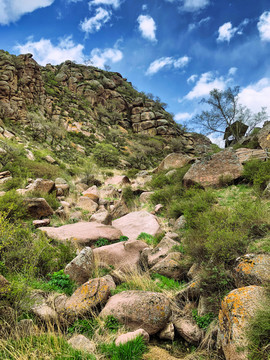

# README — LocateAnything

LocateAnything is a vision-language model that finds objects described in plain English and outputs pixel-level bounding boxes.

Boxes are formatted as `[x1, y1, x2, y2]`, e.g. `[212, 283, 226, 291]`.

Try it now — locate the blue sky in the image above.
[1, 0, 270, 142]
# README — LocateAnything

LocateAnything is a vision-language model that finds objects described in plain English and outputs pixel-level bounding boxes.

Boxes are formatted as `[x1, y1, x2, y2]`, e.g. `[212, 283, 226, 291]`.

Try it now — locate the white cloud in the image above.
[0, 0, 54, 25]
[258, 11, 270, 42]
[187, 74, 198, 84]
[180, 0, 210, 12]
[217, 22, 238, 43]
[88, 0, 122, 8]
[137, 15, 157, 42]
[208, 133, 225, 148]
[14, 36, 85, 65]
[184, 71, 227, 100]
[146, 56, 190, 75]
[228, 67, 237, 76]
[188, 16, 211, 31]
[142, 4, 148, 11]
[89, 47, 123, 68]
[80, 7, 111, 34]
[174, 112, 193, 121]
[239, 78, 270, 115]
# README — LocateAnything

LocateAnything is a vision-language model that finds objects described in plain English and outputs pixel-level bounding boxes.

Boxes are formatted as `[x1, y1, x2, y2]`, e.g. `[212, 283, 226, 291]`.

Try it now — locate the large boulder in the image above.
[65, 276, 115, 317]
[77, 196, 98, 213]
[218, 285, 266, 360]
[235, 148, 267, 164]
[100, 291, 171, 335]
[93, 240, 148, 272]
[24, 198, 54, 219]
[90, 208, 112, 225]
[183, 149, 243, 187]
[155, 153, 194, 172]
[39, 222, 122, 246]
[26, 178, 55, 194]
[105, 175, 130, 186]
[257, 121, 270, 150]
[233, 254, 270, 287]
[149, 252, 185, 280]
[110, 199, 129, 219]
[112, 211, 161, 241]
[82, 185, 99, 203]
[173, 317, 203, 345]
[64, 247, 94, 285]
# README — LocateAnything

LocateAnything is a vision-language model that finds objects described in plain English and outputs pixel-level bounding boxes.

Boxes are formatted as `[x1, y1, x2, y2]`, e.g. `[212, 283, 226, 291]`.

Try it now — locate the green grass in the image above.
[68, 318, 98, 338]
[99, 336, 148, 360]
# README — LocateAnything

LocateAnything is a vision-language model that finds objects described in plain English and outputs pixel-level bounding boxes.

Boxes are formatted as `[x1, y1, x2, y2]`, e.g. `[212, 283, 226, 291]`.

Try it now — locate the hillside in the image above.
[0, 51, 270, 360]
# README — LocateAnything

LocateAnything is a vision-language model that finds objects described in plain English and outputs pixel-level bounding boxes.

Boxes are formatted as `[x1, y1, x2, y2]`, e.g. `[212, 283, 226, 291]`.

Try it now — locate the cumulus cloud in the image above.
[239, 78, 270, 115]
[174, 112, 193, 121]
[258, 11, 270, 42]
[184, 71, 227, 100]
[80, 7, 111, 34]
[0, 0, 54, 25]
[217, 22, 238, 42]
[137, 15, 157, 42]
[14, 36, 85, 65]
[187, 74, 198, 84]
[88, 0, 122, 8]
[89, 47, 123, 68]
[180, 0, 210, 12]
[146, 56, 190, 75]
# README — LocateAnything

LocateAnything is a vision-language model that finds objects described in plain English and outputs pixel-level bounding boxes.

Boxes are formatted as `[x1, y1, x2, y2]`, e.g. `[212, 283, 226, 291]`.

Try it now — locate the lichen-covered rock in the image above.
[65, 276, 115, 317]
[173, 317, 203, 345]
[235, 148, 267, 164]
[218, 285, 266, 360]
[82, 185, 99, 203]
[183, 149, 243, 187]
[100, 291, 171, 335]
[233, 254, 270, 287]
[112, 210, 161, 242]
[26, 178, 55, 194]
[64, 247, 93, 285]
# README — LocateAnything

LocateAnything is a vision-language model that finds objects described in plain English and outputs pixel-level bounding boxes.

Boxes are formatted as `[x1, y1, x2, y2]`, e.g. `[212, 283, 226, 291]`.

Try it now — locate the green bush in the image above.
[104, 315, 121, 333]
[137, 232, 156, 246]
[122, 186, 136, 207]
[93, 143, 119, 167]
[47, 270, 75, 295]
[99, 336, 148, 360]
[0, 190, 27, 221]
[192, 309, 215, 329]
[28, 190, 60, 210]
[243, 159, 270, 190]
[2, 177, 24, 191]
[95, 238, 110, 247]
[151, 273, 183, 291]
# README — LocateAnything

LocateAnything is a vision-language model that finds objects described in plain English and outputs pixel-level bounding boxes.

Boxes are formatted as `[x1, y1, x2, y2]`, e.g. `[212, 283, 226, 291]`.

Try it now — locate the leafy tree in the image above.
[193, 86, 268, 145]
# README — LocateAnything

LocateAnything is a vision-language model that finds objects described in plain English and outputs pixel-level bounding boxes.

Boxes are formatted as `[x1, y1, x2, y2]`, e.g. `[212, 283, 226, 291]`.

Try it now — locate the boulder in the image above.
[218, 285, 266, 360]
[32, 304, 59, 323]
[257, 121, 270, 149]
[115, 329, 149, 346]
[159, 322, 175, 340]
[173, 215, 186, 231]
[139, 191, 154, 203]
[82, 185, 99, 203]
[24, 198, 54, 219]
[45, 155, 56, 164]
[150, 252, 185, 280]
[93, 240, 148, 272]
[110, 199, 129, 219]
[235, 148, 267, 164]
[233, 254, 270, 287]
[173, 317, 203, 345]
[99, 185, 120, 199]
[32, 219, 50, 228]
[68, 335, 96, 353]
[100, 291, 171, 335]
[183, 149, 243, 187]
[26, 178, 55, 194]
[39, 222, 122, 246]
[155, 153, 194, 172]
[55, 178, 69, 196]
[105, 175, 130, 186]
[64, 247, 94, 285]
[141, 236, 179, 269]
[65, 276, 115, 317]
[77, 196, 98, 213]
[112, 211, 161, 241]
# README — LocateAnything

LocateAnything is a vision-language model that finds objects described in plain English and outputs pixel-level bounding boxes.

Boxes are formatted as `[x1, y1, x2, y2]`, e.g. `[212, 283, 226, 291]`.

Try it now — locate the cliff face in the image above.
[0, 51, 179, 137]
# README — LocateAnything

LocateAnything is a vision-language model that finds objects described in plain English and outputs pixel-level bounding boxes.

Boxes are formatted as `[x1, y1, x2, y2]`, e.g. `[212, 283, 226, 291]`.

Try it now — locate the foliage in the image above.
[104, 315, 121, 333]
[28, 190, 60, 211]
[99, 336, 148, 360]
[192, 309, 215, 329]
[68, 318, 98, 338]
[2, 177, 24, 191]
[0, 190, 27, 221]
[151, 273, 183, 291]
[247, 289, 270, 360]
[137, 232, 157, 246]
[0, 333, 96, 359]
[93, 143, 119, 167]
[47, 270, 75, 295]
[119, 235, 129, 242]
[243, 159, 270, 190]
[95, 238, 110, 247]
[122, 186, 136, 207]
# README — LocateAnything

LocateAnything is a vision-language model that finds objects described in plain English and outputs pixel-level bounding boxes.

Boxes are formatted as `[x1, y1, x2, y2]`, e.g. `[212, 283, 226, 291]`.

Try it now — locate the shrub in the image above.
[122, 186, 136, 207]
[0, 190, 27, 221]
[192, 309, 215, 329]
[93, 143, 119, 167]
[68, 318, 98, 338]
[99, 336, 148, 360]
[47, 270, 75, 295]
[104, 315, 121, 333]
[95, 238, 110, 247]
[243, 159, 270, 190]
[28, 190, 60, 211]
[151, 273, 184, 291]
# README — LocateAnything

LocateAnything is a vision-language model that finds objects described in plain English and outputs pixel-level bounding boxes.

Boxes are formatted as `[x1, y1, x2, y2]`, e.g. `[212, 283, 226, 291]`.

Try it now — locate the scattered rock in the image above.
[45, 155, 56, 164]
[65, 276, 115, 317]
[139, 191, 154, 203]
[55, 178, 69, 196]
[257, 121, 270, 150]
[115, 329, 150, 346]
[105, 175, 130, 186]
[173, 317, 203, 345]
[112, 210, 161, 241]
[26, 178, 55, 194]
[159, 322, 175, 340]
[100, 290, 171, 335]
[110, 199, 129, 219]
[24, 198, 54, 219]
[173, 215, 186, 231]
[77, 196, 99, 213]
[68, 334, 96, 353]
[155, 153, 194, 172]
[32, 304, 58, 323]
[154, 204, 163, 214]
[90, 208, 112, 225]
[218, 285, 266, 360]
[33, 219, 50, 228]
[16, 319, 35, 336]
[39, 222, 123, 247]
[82, 185, 99, 203]
[64, 247, 94, 285]
[233, 254, 270, 287]
[150, 252, 185, 280]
